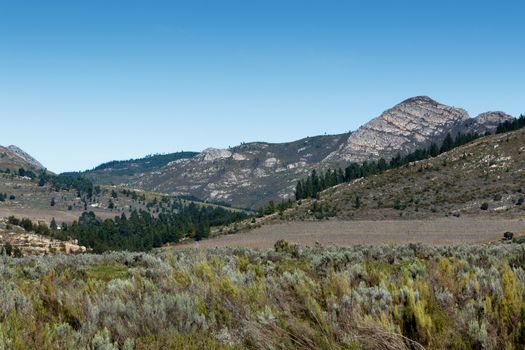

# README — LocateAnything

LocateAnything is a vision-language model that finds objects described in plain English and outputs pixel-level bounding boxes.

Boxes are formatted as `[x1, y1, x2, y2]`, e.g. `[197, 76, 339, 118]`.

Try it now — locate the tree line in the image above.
[8, 202, 249, 253]
[496, 114, 525, 134]
[295, 130, 491, 200]
[37, 170, 95, 198]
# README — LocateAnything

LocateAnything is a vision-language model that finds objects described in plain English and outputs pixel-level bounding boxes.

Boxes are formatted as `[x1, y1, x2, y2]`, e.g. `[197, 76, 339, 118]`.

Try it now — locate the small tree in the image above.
[50, 197, 56, 206]
[355, 194, 361, 209]
[50, 217, 57, 230]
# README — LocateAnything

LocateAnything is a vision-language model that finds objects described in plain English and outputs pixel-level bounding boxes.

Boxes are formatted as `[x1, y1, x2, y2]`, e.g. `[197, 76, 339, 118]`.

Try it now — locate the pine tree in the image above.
[440, 133, 454, 153]
[429, 143, 439, 157]
[295, 181, 304, 200]
[50, 218, 57, 230]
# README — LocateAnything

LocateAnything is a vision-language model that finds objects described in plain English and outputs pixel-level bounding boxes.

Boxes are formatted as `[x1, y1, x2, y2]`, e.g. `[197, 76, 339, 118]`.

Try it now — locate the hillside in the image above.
[78, 96, 513, 209]
[65, 151, 198, 185]
[281, 127, 525, 221]
[0, 145, 45, 173]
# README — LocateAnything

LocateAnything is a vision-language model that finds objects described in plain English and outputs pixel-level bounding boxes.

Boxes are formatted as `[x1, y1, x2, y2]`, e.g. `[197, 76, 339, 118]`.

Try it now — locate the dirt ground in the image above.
[179, 218, 525, 249]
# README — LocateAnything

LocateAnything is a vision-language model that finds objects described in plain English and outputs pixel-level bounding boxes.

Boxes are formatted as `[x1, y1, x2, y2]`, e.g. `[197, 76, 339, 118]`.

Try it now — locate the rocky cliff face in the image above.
[82, 96, 514, 209]
[324, 97, 468, 164]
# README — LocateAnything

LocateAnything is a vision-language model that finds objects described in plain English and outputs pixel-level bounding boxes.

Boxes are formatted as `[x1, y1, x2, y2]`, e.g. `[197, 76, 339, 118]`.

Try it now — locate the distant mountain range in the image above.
[71, 96, 513, 209]
[1, 96, 515, 209]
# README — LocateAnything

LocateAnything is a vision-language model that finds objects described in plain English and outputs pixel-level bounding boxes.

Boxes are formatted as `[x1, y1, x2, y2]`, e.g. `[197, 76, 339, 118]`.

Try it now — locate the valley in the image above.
[1, 100, 524, 350]
[3, 2, 524, 348]
[179, 218, 525, 249]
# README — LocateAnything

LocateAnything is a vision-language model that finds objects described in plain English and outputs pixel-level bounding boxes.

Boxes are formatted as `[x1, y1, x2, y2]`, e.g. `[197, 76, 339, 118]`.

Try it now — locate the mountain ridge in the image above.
[77, 96, 514, 209]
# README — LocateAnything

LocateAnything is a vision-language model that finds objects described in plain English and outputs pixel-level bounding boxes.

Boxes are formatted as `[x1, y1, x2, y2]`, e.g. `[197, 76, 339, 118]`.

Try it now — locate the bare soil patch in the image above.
[180, 218, 525, 249]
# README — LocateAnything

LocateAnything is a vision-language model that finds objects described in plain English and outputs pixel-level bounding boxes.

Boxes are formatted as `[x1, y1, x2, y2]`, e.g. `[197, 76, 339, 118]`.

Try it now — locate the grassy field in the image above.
[1, 243, 525, 349]
[182, 218, 525, 249]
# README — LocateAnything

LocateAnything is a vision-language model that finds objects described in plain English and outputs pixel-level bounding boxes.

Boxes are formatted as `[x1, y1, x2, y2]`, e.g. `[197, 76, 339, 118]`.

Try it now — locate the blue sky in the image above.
[1, 0, 524, 172]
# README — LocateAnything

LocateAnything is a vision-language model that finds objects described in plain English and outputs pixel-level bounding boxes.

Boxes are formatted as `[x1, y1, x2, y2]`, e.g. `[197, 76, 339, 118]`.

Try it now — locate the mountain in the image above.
[7, 145, 45, 170]
[0, 145, 45, 172]
[79, 96, 513, 209]
[281, 127, 525, 221]
[63, 151, 198, 186]
[81, 134, 349, 209]
[324, 96, 512, 164]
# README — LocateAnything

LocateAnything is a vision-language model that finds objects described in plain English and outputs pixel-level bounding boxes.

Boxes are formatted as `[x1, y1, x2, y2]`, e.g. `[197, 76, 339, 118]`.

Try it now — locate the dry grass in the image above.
[180, 218, 525, 249]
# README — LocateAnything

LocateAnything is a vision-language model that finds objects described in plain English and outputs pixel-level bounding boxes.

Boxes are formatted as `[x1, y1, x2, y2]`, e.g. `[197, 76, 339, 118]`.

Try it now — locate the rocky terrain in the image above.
[0, 218, 86, 255]
[80, 133, 349, 209]
[6, 145, 45, 170]
[0, 144, 45, 172]
[324, 96, 511, 164]
[79, 96, 513, 209]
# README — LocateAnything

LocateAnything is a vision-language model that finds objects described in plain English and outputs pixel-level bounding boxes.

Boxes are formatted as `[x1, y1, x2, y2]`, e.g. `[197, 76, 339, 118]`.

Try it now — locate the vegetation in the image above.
[496, 114, 525, 134]
[293, 116, 524, 201]
[37, 171, 95, 198]
[1, 243, 525, 349]
[62, 152, 199, 185]
[295, 131, 482, 200]
[6, 201, 249, 253]
[279, 127, 525, 221]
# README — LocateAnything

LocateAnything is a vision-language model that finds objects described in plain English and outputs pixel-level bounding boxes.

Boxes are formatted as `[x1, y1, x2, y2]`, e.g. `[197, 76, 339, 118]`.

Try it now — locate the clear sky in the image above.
[1, 0, 524, 173]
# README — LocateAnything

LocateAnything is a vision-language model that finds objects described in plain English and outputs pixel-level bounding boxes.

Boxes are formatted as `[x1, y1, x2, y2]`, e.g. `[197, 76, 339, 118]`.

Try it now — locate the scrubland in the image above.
[1, 242, 525, 349]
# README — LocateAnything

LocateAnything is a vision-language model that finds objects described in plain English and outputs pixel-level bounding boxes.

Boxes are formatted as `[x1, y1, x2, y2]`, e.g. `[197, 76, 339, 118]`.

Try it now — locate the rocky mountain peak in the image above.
[398, 95, 440, 106]
[474, 111, 513, 125]
[323, 96, 470, 163]
[461, 111, 514, 135]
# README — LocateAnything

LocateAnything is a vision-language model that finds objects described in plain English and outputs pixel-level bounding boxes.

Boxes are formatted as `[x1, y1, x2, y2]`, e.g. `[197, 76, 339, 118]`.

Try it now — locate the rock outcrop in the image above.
[324, 96, 470, 164]
[463, 111, 514, 135]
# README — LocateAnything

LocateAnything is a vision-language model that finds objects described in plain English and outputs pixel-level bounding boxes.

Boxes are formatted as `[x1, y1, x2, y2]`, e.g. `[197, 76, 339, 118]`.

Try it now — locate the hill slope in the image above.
[82, 134, 350, 208]
[65, 151, 198, 185]
[0, 145, 45, 172]
[283, 127, 525, 221]
[79, 96, 513, 209]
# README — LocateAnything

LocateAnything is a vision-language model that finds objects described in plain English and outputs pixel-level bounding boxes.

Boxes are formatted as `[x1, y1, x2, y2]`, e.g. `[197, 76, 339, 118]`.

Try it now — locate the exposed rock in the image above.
[463, 111, 514, 134]
[201, 148, 232, 161]
[7, 145, 45, 170]
[323, 96, 470, 163]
